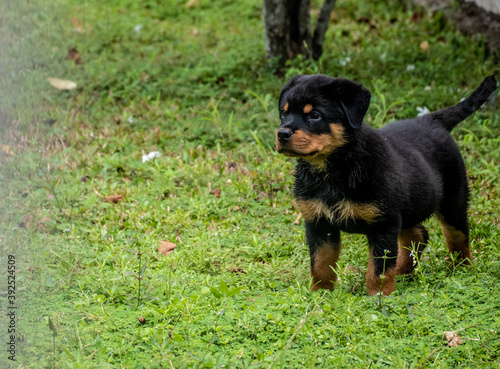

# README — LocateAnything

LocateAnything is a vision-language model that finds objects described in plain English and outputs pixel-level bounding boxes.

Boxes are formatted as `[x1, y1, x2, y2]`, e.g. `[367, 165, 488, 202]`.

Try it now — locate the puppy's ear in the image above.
[334, 79, 371, 129]
[279, 74, 305, 107]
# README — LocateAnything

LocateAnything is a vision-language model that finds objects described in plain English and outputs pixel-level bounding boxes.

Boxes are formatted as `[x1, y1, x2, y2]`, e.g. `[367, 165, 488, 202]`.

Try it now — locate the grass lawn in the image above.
[1, 0, 499, 367]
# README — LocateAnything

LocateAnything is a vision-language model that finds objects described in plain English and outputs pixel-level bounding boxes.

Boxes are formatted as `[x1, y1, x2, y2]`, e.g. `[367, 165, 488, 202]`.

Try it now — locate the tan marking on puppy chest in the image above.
[295, 198, 380, 224]
[284, 102, 289, 112]
[311, 243, 340, 291]
[303, 104, 313, 114]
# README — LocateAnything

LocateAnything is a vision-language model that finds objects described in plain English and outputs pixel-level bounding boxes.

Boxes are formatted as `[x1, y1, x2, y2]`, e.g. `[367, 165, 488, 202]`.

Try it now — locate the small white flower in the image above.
[142, 151, 161, 163]
[406, 64, 415, 71]
[424, 86, 431, 91]
[416, 106, 430, 117]
[339, 57, 351, 66]
[128, 116, 134, 123]
[90, 132, 94, 137]
[380, 53, 387, 60]
[134, 24, 143, 33]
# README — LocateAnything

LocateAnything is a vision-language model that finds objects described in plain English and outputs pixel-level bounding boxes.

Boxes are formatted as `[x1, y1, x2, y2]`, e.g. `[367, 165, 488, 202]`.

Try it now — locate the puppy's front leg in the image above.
[305, 220, 341, 291]
[366, 232, 399, 296]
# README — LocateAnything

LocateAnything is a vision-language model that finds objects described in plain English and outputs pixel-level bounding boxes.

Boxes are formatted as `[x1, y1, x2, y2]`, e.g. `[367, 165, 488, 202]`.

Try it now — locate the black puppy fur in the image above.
[276, 74, 497, 295]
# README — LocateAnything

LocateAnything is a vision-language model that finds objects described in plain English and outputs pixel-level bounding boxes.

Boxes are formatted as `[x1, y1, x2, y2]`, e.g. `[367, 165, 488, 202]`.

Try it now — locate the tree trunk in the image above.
[312, 0, 336, 60]
[263, 0, 335, 68]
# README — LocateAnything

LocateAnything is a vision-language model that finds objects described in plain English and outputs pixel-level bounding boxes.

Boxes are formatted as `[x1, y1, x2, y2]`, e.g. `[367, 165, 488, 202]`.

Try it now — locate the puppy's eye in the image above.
[309, 111, 321, 120]
[280, 110, 287, 118]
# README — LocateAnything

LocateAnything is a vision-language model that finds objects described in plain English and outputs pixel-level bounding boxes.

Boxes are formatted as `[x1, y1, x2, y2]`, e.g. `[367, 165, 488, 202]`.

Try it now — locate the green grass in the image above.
[1, 0, 499, 368]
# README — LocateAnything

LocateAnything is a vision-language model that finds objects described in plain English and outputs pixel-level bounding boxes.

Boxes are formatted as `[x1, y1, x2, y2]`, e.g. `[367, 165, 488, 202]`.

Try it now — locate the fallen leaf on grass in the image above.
[24, 214, 33, 228]
[346, 265, 360, 273]
[37, 217, 53, 231]
[444, 331, 464, 347]
[105, 195, 123, 204]
[71, 18, 85, 33]
[185, 0, 198, 8]
[410, 11, 422, 23]
[158, 241, 176, 256]
[210, 188, 221, 198]
[138, 317, 146, 325]
[294, 213, 302, 225]
[2, 144, 14, 156]
[68, 48, 82, 64]
[230, 267, 245, 274]
[239, 166, 257, 178]
[47, 78, 77, 90]
[420, 40, 429, 52]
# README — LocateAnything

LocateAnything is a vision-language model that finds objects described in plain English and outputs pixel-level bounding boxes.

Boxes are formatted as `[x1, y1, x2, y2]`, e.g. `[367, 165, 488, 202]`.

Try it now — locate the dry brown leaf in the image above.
[410, 11, 422, 23]
[420, 40, 429, 52]
[346, 265, 360, 273]
[210, 188, 221, 198]
[47, 78, 77, 90]
[185, 0, 198, 8]
[294, 213, 302, 225]
[68, 48, 82, 64]
[71, 18, 85, 33]
[24, 214, 33, 228]
[230, 267, 245, 274]
[444, 331, 464, 347]
[138, 317, 146, 325]
[37, 216, 52, 231]
[105, 195, 123, 204]
[158, 241, 176, 256]
[1, 144, 14, 156]
[240, 166, 257, 178]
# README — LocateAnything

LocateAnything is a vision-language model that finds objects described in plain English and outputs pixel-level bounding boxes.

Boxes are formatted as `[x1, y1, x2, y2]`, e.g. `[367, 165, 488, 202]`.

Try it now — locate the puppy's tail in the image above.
[430, 75, 497, 131]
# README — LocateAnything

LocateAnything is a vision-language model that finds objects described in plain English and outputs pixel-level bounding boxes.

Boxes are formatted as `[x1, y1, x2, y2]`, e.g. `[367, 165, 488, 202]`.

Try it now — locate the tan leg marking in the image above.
[366, 251, 397, 296]
[396, 226, 427, 275]
[311, 243, 340, 291]
[436, 213, 472, 264]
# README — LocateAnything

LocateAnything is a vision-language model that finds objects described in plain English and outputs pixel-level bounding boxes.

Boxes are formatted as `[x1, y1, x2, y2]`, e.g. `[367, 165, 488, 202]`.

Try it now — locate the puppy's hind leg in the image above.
[396, 224, 429, 275]
[436, 210, 472, 265]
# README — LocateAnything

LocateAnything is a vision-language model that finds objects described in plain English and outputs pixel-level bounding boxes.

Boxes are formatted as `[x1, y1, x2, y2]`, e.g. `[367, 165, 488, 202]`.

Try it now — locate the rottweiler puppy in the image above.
[276, 74, 497, 295]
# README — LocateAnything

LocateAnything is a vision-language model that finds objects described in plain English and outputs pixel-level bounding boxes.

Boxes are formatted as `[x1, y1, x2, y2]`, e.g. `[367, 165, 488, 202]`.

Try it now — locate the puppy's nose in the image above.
[277, 128, 293, 143]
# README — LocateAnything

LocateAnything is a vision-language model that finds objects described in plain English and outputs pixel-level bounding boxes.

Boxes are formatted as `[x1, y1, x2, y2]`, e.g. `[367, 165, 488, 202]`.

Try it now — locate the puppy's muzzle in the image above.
[277, 128, 293, 143]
